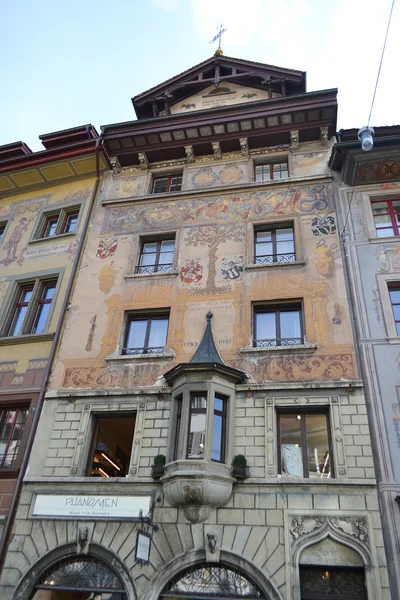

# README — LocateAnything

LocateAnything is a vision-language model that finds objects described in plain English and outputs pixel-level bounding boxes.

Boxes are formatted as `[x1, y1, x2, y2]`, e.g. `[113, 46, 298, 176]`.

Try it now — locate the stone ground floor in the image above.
[0, 481, 391, 600]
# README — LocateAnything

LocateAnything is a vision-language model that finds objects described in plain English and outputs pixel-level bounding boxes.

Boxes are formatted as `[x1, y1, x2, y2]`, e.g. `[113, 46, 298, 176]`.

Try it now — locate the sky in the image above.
[1, 0, 399, 152]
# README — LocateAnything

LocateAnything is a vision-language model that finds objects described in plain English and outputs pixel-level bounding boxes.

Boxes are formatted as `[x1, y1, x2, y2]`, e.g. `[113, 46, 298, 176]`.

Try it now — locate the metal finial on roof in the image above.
[210, 24, 227, 56]
[190, 312, 224, 365]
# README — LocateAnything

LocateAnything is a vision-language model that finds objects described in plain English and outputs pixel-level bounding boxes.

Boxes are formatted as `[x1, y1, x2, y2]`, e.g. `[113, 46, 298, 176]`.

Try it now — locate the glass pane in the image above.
[148, 318, 168, 348]
[256, 231, 272, 244]
[393, 201, 400, 213]
[21, 289, 33, 303]
[65, 214, 78, 232]
[9, 306, 28, 336]
[376, 227, 394, 237]
[372, 202, 389, 214]
[126, 320, 147, 350]
[396, 322, 400, 335]
[142, 242, 157, 254]
[153, 178, 168, 193]
[256, 312, 276, 344]
[0, 409, 27, 468]
[212, 413, 223, 461]
[34, 304, 51, 334]
[161, 240, 175, 252]
[389, 289, 400, 303]
[44, 219, 58, 237]
[188, 395, 207, 459]
[214, 396, 224, 412]
[276, 228, 294, 255]
[280, 310, 301, 341]
[43, 285, 56, 300]
[169, 176, 182, 191]
[190, 394, 207, 410]
[392, 305, 400, 320]
[374, 214, 392, 225]
[280, 415, 303, 476]
[306, 414, 330, 478]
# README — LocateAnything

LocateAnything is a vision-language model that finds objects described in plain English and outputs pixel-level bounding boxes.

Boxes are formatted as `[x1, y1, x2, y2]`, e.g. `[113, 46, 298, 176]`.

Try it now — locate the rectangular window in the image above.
[0, 407, 28, 469]
[87, 414, 136, 477]
[212, 394, 227, 462]
[36, 206, 81, 239]
[0, 222, 7, 244]
[371, 198, 400, 237]
[255, 226, 295, 264]
[278, 411, 333, 478]
[254, 303, 303, 347]
[255, 160, 288, 182]
[389, 285, 400, 335]
[123, 313, 169, 355]
[173, 395, 182, 461]
[136, 237, 175, 274]
[6, 278, 58, 337]
[187, 393, 207, 459]
[153, 174, 182, 194]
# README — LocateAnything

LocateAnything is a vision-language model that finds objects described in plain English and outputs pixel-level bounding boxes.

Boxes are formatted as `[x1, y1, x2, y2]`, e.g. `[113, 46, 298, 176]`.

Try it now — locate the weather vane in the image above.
[209, 24, 227, 54]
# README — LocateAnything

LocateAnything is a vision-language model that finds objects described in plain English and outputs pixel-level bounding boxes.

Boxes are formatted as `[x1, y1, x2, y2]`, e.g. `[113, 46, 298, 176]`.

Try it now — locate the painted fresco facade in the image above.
[0, 57, 390, 599]
[331, 127, 400, 600]
[0, 127, 109, 550]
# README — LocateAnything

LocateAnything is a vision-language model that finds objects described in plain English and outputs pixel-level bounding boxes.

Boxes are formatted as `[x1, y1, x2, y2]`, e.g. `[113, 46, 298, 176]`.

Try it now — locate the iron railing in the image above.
[255, 252, 295, 265]
[123, 346, 164, 355]
[135, 263, 173, 274]
[254, 337, 303, 347]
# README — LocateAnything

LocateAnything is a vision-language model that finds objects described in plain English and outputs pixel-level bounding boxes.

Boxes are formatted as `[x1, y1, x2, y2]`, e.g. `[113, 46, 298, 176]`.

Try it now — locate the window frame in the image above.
[253, 302, 304, 347]
[123, 311, 170, 355]
[0, 397, 33, 478]
[388, 284, 400, 335]
[34, 205, 81, 240]
[0, 221, 8, 245]
[3, 276, 59, 338]
[152, 173, 183, 194]
[254, 223, 296, 264]
[86, 412, 136, 478]
[254, 159, 289, 183]
[371, 197, 400, 238]
[277, 407, 334, 479]
[135, 235, 176, 274]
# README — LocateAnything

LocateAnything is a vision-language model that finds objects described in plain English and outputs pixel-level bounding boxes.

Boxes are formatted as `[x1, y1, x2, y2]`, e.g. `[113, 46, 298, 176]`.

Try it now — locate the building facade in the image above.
[331, 127, 400, 600]
[0, 126, 109, 552]
[0, 56, 391, 599]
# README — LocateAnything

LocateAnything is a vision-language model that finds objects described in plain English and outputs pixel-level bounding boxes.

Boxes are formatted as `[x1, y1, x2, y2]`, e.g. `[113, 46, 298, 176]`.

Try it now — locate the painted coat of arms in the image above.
[96, 237, 118, 259]
[180, 259, 203, 284]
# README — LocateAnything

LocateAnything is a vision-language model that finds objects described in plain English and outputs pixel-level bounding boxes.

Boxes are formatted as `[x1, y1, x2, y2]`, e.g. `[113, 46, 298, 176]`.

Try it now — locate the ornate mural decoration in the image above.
[98, 262, 119, 293]
[192, 168, 218, 188]
[101, 184, 333, 236]
[0, 217, 32, 265]
[230, 354, 355, 383]
[313, 240, 338, 278]
[312, 214, 336, 236]
[180, 259, 203, 284]
[221, 255, 244, 280]
[63, 361, 165, 389]
[392, 389, 400, 449]
[375, 244, 400, 272]
[290, 515, 369, 548]
[116, 179, 141, 198]
[185, 223, 245, 294]
[191, 165, 243, 188]
[96, 237, 118, 259]
[357, 158, 400, 183]
[85, 315, 97, 352]
[371, 286, 381, 323]
[331, 302, 342, 325]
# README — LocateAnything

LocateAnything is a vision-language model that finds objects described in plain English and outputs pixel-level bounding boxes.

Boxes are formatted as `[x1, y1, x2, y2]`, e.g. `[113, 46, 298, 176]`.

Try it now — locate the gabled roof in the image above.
[133, 54, 306, 119]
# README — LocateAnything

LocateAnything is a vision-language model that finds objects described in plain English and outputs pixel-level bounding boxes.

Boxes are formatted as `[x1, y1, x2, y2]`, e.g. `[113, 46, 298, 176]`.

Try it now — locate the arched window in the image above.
[160, 564, 263, 599]
[32, 556, 127, 599]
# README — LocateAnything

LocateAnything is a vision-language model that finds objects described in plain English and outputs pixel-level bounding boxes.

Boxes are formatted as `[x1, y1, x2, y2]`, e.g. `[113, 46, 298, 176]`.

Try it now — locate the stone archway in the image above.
[12, 543, 136, 600]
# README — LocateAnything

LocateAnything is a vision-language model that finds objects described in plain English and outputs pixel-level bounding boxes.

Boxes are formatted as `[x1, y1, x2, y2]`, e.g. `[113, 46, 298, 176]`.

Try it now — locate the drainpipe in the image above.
[0, 137, 106, 574]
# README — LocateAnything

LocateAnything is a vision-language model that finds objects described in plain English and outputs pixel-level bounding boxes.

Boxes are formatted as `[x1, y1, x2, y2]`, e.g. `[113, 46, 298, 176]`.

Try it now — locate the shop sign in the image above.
[32, 494, 152, 519]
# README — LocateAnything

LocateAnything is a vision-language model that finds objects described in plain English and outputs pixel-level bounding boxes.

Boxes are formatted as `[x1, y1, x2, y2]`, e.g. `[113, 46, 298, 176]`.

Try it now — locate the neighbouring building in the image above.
[0, 126, 109, 555]
[331, 126, 400, 600]
[0, 55, 391, 600]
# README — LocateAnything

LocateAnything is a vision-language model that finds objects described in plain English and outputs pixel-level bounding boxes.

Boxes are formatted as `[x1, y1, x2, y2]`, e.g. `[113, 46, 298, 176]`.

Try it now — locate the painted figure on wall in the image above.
[0, 217, 31, 265]
[221, 255, 244, 280]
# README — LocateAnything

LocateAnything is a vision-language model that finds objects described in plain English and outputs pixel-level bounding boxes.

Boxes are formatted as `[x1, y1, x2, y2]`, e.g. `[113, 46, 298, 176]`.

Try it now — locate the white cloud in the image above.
[151, 0, 180, 11]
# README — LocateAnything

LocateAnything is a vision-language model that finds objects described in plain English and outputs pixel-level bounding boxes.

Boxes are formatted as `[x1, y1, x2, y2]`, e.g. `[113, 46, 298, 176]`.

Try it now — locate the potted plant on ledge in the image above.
[231, 454, 249, 479]
[151, 454, 166, 479]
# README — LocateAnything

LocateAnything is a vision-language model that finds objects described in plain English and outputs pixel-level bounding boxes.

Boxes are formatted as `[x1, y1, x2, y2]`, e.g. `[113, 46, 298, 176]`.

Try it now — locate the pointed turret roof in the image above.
[190, 312, 224, 365]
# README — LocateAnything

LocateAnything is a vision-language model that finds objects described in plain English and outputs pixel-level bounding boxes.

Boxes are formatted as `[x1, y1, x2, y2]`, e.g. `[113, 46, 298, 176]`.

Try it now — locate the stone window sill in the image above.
[105, 349, 175, 363]
[245, 260, 305, 271]
[238, 343, 317, 357]
[0, 332, 55, 346]
[125, 271, 179, 281]
[29, 232, 76, 244]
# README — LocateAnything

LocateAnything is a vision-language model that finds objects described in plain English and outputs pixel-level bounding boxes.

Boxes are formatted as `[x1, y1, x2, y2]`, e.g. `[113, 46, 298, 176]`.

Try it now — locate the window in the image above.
[36, 206, 80, 239]
[87, 414, 136, 477]
[123, 313, 169, 355]
[254, 303, 303, 347]
[174, 390, 229, 463]
[255, 160, 288, 182]
[153, 174, 182, 194]
[255, 226, 295, 264]
[0, 407, 28, 469]
[371, 198, 400, 237]
[300, 566, 366, 599]
[278, 411, 333, 478]
[136, 237, 175, 274]
[0, 222, 7, 244]
[6, 278, 57, 337]
[389, 285, 400, 335]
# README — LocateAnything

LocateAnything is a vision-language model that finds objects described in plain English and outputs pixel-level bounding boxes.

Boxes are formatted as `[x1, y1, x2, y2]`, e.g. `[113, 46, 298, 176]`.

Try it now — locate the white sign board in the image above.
[32, 494, 152, 519]
[136, 532, 151, 563]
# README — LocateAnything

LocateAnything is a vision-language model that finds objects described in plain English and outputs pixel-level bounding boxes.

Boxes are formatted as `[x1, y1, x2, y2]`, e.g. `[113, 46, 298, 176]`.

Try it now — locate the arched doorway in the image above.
[159, 564, 264, 599]
[31, 556, 127, 600]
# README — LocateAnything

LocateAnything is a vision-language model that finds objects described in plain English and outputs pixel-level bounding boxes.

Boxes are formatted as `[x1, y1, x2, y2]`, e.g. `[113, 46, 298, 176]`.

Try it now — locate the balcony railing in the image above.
[135, 263, 173, 274]
[255, 252, 296, 265]
[122, 346, 164, 355]
[254, 337, 303, 347]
